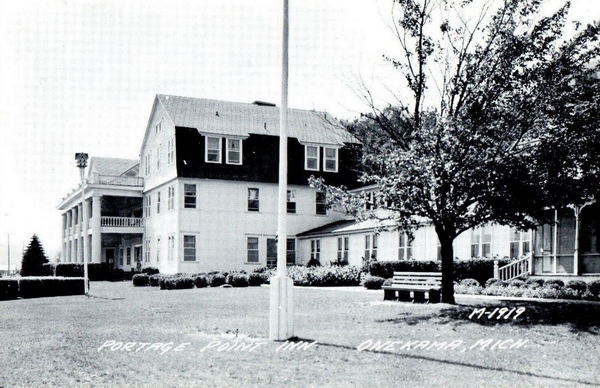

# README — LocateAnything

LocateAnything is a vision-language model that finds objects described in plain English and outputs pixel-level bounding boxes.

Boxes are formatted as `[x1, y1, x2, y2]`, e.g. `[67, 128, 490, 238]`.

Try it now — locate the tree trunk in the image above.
[439, 234, 456, 304]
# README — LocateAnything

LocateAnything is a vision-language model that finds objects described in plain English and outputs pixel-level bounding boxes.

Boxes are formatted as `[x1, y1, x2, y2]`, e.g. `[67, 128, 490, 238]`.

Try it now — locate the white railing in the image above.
[497, 254, 531, 281]
[92, 174, 144, 187]
[101, 216, 143, 228]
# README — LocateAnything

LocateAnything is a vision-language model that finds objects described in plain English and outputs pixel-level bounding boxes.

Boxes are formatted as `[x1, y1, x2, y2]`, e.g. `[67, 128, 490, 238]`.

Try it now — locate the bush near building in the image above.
[363, 275, 386, 290]
[455, 278, 598, 301]
[368, 258, 512, 285]
[160, 276, 194, 290]
[132, 274, 150, 287]
[0, 279, 19, 300]
[18, 277, 84, 298]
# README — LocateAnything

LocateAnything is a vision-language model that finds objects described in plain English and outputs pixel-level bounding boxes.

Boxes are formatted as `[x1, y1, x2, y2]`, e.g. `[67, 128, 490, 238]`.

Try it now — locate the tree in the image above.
[21, 235, 49, 277]
[313, 0, 599, 303]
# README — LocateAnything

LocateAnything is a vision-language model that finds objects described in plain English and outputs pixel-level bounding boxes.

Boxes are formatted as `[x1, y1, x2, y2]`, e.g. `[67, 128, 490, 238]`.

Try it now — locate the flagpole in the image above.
[269, 0, 293, 341]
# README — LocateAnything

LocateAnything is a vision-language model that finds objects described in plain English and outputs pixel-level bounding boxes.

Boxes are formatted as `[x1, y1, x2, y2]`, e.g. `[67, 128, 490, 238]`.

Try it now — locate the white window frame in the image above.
[337, 236, 349, 262]
[144, 239, 151, 263]
[156, 145, 161, 171]
[167, 138, 174, 165]
[144, 153, 151, 176]
[156, 236, 161, 263]
[287, 189, 296, 214]
[205, 136, 222, 163]
[184, 184, 196, 209]
[168, 185, 175, 210]
[247, 236, 260, 263]
[156, 191, 161, 214]
[310, 239, 321, 262]
[144, 194, 152, 217]
[323, 147, 339, 172]
[167, 235, 175, 262]
[226, 138, 243, 165]
[315, 191, 327, 215]
[510, 228, 532, 259]
[182, 234, 197, 262]
[398, 233, 413, 260]
[364, 233, 378, 260]
[248, 188, 260, 212]
[304, 145, 320, 171]
[155, 120, 162, 134]
[471, 226, 493, 258]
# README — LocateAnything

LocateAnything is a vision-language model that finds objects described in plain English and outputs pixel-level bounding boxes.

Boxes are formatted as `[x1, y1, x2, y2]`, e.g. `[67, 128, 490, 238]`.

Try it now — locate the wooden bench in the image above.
[382, 272, 442, 303]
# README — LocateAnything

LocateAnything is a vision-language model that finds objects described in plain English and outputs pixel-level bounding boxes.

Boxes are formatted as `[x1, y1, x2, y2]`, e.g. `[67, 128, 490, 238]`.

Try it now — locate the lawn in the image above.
[1, 282, 599, 387]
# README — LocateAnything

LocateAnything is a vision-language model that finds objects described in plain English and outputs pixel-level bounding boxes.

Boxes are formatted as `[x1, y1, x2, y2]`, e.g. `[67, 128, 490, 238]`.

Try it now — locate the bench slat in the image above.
[393, 272, 441, 277]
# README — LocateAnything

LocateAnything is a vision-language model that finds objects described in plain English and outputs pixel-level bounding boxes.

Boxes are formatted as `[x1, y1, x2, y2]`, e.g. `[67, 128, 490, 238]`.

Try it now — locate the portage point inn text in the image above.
[58, 94, 600, 281]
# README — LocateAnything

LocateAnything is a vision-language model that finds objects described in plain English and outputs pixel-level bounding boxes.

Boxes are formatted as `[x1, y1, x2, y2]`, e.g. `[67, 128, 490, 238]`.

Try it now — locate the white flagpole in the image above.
[269, 0, 293, 341]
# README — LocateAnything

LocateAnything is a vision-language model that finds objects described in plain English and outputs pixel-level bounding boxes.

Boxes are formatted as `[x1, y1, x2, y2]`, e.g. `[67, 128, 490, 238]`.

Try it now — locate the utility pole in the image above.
[269, 0, 294, 341]
[7, 232, 10, 276]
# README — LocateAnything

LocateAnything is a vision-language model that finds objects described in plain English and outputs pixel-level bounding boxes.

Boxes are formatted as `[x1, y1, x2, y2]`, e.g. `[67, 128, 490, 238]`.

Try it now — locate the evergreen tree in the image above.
[21, 235, 49, 276]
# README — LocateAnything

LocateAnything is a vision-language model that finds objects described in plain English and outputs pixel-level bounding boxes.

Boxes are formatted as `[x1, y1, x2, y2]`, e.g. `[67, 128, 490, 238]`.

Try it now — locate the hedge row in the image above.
[132, 271, 265, 290]
[52, 264, 157, 281]
[455, 277, 600, 301]
[368, 258, 512, 285]
[0, 277, 85, 300]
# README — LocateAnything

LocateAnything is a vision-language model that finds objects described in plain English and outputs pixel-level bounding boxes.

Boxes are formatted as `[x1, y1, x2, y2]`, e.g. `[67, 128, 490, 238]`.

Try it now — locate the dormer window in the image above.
[324, 147, 338, 172]
[205, 136, 222, 163]
[226, 138, 242, 165]
[305, 145, 319, 171]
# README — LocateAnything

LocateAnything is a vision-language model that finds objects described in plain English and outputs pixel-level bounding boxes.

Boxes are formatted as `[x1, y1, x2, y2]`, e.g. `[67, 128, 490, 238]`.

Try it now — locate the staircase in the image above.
[497, 254, 531, 281]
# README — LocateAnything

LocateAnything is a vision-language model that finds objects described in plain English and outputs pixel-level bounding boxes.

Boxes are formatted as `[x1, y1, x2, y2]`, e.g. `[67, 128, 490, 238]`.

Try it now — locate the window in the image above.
[286, 239, 296, 265]
[471, 226, 492, 258]
[144, 195, 152, 217]
[167, 235, 174, 262]
[510, 229, 531, 259]
[168, 185, 175, 210]
[126, 247, 131, 265]
[247, 237, 259, 263]
[337, 236, 349, 262]
[248, 188, 259, 212]
[184, 184, 196, 208]
[305, 145, 319, 171]
[399, 233, 413, 260]
[287, 190, 296, 213]
[144, 153, 151, 176]
[365, 192, 375, 210]
[119, 248, 124, 266]
[310, 239, 321, 262]
[156, 145, 161, 171]
[156, 237, 161, 263]
[183, 235, 196, 261]
[315, 191, 327, 215]
[226, 138, 242, 165]
[205, 136, 222, 163]
[144, 239, 151, 263]
[156, 191, 161, 214]
[155, 120, 161, 134]
[167, 138, 174, 165]
[364, 233, 378, 260]
[324, 147, 338, 172]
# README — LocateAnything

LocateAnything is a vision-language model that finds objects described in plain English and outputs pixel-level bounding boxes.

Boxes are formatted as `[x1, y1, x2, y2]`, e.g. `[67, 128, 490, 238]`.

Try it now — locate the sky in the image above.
[0, 0, 596, 268]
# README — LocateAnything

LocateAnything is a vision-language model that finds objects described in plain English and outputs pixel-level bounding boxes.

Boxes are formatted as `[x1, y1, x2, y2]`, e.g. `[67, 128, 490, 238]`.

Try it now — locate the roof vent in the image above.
[252, 100, 276, 107]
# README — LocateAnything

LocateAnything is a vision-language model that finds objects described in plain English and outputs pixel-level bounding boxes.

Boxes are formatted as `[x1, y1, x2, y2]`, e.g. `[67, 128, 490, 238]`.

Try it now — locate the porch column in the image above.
[82, 198, 90, 263]
[66, 210, 72, 260]
[70, 208, 76, 262]
[76, 204, 83, 262]
[61, 213, 66, 262]
[91, 196, 102, 263]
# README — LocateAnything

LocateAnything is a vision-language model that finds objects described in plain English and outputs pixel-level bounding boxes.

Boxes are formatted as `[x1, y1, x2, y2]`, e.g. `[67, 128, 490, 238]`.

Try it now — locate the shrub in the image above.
[40, 263, 55, 276]
[286, 265, 361, 287]
[509, 279, 525, 288]
[525, 277, 545, 287]
[544, 279, 565, 288]
[229, 274, 249, 287]
[88, 263, 112, 281]
[454, 284, 483, 295]
[210, 274, 227, 287]
[485, 278, 502, 287]
[132, 274, 150, 287]
[306, 258, 321, 267]
[142, 267, 160, 275]
[363, 275, 386, 290]
[0, 279, 19, 300]
[18, 277, 84, 298]
[565, 280, 587, 294]
[460, 278, 481, 287]
[160, 276, 194, 290]
[248, 273, 264, 287]
[588, 280, 600, 297]
[193, 275, 209, 288]
[149, 275, 161, 287]
[56, 263, 84, 277]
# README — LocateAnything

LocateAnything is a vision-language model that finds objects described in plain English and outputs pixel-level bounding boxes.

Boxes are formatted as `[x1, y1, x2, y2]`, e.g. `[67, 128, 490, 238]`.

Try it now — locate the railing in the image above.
[101, 216, 143, 228]
[92, 174, 144, 187]
[496, 254, 531, 281]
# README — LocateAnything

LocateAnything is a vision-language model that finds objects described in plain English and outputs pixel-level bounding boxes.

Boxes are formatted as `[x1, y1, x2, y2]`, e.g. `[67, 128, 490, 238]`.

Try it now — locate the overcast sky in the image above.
[0, 0, 596, 266]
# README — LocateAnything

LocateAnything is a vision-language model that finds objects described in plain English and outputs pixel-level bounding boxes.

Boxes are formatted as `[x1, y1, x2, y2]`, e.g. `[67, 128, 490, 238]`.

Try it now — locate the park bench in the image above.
[382, 272, 442, 303]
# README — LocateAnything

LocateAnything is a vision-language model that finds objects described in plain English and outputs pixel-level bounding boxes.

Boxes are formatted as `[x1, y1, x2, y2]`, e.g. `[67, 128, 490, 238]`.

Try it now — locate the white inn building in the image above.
[58, 94, 600, 279]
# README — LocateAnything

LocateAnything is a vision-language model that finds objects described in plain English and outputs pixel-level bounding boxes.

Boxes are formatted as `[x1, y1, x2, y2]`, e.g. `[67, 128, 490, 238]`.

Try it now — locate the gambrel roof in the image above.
[155, 94, 358, 146]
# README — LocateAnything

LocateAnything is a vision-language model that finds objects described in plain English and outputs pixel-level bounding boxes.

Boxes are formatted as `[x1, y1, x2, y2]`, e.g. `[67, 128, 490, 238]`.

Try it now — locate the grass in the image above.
[0, 282, 599, 387]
